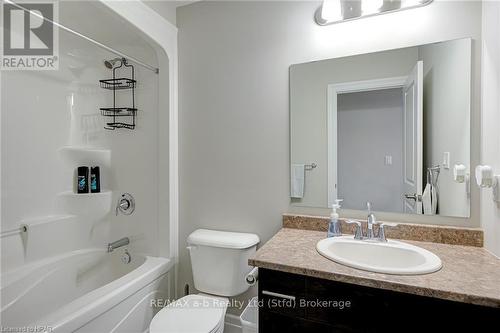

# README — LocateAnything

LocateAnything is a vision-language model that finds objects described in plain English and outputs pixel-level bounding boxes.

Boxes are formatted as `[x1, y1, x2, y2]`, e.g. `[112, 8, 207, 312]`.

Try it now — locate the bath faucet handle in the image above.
[345, 220, 363, 240]
[116, 193, 135, 216]
[377, 223, 398, 242]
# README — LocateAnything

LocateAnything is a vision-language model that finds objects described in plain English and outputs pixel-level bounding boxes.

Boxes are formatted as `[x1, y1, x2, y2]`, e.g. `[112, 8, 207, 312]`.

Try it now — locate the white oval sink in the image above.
[316, 236, 442, 275]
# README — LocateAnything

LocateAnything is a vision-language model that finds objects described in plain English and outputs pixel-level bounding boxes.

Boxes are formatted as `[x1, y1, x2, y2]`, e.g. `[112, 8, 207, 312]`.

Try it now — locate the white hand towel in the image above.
[422, 183, 432, 215]
[430, 185, 438, 214]
[291, 164, 305, 198]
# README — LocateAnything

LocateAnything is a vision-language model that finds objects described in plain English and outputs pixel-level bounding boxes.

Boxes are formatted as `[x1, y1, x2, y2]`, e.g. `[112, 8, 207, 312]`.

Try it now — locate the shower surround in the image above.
[0, 1, 178, 331]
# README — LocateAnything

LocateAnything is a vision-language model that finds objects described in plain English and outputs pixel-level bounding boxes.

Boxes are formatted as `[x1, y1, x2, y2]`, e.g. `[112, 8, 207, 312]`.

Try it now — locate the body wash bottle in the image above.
[90, 166, 100, 193]
[77, 166, 89, 193]
[327, 199, 343, 237]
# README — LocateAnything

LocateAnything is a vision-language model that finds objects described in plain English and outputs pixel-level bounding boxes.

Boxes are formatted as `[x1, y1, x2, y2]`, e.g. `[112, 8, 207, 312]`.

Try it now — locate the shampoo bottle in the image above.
[90, 166, 100, 193]
[77, 166, 89, 193]
[327, 199, 343, 237]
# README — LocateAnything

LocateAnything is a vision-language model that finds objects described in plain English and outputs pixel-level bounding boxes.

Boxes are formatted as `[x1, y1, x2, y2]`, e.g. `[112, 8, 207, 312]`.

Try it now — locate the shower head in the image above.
[104, 57, 124, 69]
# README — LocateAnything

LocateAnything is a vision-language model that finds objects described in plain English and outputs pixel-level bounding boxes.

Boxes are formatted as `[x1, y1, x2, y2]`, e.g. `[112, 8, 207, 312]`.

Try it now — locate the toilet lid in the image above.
[150, 294, 228, 333]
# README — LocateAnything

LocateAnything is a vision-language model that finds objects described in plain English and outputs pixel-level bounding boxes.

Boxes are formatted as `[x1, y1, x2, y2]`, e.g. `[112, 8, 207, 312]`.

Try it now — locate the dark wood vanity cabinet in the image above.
[258, 268, 499, 333]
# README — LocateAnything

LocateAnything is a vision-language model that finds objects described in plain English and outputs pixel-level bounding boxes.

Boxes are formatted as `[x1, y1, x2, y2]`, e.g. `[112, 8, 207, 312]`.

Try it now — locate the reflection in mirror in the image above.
[290, 38, 471, 218]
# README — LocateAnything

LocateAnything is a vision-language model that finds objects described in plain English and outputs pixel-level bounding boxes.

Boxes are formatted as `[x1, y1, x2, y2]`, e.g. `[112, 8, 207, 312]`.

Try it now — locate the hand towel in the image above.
[291, 164, 305, 198]
[422, 183, 432, 215]
[430, 184, 438, 214]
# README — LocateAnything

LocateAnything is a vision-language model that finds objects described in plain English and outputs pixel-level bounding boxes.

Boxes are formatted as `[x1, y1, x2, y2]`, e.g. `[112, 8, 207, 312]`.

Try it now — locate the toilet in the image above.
[150, 229, 260, 333]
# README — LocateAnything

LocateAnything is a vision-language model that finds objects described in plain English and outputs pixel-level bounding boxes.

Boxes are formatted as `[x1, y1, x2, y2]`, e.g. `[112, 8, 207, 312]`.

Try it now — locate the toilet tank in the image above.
[187, 229, 260, 297]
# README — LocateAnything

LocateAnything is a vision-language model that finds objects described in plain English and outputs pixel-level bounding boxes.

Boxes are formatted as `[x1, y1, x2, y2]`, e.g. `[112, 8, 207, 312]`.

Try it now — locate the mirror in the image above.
[290, 38, 471, 218]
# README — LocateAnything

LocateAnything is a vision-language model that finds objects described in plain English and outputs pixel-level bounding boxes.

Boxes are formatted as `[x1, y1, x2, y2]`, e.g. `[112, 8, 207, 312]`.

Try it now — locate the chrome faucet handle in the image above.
[116, 193, 135, 216]
[377, 223, 398, 242]
[367, 202, 372, 214]
[345, 220, 363, 240]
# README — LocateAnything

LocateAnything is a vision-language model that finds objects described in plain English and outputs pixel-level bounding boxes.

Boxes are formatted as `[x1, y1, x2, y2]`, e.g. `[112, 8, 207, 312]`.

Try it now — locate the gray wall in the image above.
[481, 1, 500, 258]
[290, 48, 418, 208]
[420, 39, 471, 217]
[338, 89, 404, 213]
[177, 0, 483, 306]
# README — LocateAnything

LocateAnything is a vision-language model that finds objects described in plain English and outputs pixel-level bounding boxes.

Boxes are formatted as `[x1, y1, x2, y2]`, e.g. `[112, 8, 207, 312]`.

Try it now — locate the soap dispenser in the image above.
[327, 199, 343, 237]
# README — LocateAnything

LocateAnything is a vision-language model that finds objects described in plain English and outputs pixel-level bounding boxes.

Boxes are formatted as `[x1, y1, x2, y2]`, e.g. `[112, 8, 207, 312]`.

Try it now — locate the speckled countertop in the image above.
[249, 228, 500, 308]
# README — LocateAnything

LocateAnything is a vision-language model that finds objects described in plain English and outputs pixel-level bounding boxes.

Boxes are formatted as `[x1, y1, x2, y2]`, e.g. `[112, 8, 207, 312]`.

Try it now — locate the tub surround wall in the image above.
[283, 214, 484, 247]
[1, 1, 161, 272]
[249, 228, 500, 308]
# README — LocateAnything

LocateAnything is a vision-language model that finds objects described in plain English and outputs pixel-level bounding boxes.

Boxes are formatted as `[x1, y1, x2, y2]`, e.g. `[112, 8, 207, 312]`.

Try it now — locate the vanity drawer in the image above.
[304, 277, 374, 329]
[259, 310, 357, 333]
[259, 268, 306, 294]
[258, 268, 306, 317]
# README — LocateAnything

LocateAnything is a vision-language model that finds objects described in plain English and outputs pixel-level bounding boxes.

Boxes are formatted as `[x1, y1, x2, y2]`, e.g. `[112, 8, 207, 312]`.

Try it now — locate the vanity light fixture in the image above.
[361, 0, 384, 14]
[321, 0, 342, 22]
[315, 0, 434, 26]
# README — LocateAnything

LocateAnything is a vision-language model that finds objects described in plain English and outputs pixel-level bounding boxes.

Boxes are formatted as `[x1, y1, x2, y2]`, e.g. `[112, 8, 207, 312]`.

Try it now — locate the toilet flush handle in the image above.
[186, 245, 198, 251]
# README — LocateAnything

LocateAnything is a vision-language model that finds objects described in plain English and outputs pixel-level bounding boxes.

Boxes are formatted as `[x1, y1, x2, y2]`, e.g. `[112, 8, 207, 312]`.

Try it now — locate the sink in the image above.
[316, 236, 442, 275]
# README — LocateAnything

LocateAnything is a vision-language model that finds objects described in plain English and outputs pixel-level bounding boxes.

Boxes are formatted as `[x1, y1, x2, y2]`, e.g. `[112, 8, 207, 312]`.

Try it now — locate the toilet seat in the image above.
[149, 294, 228, 333]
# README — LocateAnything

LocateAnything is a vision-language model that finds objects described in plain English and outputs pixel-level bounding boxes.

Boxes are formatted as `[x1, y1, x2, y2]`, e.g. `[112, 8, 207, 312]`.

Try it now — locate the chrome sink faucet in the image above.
[366, 202, 376, 239]
[345, 203, 392, 242]
[365, 202, 393, 242]
[333, 202, 394, 242]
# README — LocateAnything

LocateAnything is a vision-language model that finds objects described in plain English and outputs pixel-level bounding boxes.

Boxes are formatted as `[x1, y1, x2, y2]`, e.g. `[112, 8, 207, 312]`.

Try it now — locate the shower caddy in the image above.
[99, 58, 137, 130]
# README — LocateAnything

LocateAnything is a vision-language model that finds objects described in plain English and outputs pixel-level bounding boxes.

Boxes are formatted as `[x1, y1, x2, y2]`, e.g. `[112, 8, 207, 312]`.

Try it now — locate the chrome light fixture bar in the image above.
[315, 0, 434, 26]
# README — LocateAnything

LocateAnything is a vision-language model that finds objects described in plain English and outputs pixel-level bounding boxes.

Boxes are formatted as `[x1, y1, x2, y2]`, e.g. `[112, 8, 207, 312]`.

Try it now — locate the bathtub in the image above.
[1, 248, 172, 332]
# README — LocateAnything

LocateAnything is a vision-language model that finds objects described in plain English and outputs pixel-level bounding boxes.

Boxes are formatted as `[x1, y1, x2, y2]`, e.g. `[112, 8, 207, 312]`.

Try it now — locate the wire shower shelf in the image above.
[99, 58, 137, 130]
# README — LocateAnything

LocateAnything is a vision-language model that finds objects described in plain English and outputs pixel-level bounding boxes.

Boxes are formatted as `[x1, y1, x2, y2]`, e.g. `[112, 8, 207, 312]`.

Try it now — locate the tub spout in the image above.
[107, 237, 130, 253]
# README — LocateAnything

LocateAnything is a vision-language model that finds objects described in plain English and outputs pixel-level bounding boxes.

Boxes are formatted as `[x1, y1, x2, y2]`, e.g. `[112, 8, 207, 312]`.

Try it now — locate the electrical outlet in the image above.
[442, 152, 450, 169]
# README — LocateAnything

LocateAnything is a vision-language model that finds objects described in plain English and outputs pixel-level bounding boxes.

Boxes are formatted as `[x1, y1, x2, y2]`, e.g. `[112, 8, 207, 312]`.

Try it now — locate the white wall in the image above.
[337, 89, 404, 213]
[419, 39, 471, 217]
[1, 1, 161, 271]
[142, 0, 178, 26]
[481, 1, 500, 257]
[177, 0, 483, 306]
[290, 47, 418, 208]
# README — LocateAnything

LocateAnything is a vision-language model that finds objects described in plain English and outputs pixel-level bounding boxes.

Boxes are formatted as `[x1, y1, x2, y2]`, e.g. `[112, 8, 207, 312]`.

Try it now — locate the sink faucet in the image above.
[332, 202, 395, 242]
[366, 202, 376, 239]
[364, 202, 395, 242]
[107, 237, 130, 253]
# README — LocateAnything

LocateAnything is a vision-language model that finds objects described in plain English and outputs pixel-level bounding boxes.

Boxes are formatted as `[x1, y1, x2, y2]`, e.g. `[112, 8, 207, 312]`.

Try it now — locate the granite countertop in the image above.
[249, 228, 500, 308]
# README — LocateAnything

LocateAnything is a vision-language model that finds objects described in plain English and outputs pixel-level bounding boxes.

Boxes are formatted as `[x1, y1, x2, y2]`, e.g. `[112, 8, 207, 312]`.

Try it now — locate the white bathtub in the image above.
[1, 248, 172, 332]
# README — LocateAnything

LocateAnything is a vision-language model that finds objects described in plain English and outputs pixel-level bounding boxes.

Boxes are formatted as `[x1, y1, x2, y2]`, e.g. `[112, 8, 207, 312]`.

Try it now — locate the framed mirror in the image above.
[290, 38, 471, 218]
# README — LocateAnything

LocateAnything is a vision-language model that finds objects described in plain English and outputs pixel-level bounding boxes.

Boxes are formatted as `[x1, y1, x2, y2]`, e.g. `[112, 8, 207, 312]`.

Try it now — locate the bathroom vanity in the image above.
[250, 219, 500, 333]
[258, 269, 497, 332]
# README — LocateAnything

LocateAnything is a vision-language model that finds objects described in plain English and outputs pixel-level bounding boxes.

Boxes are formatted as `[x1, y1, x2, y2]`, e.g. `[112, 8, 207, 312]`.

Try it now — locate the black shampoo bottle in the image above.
[90, 166, 100, 193]
[77, 166, 89, 193]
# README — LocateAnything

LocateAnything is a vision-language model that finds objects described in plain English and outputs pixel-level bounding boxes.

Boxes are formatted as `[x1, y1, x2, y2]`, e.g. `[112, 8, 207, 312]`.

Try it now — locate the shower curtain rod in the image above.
[7, 1, 160, 74]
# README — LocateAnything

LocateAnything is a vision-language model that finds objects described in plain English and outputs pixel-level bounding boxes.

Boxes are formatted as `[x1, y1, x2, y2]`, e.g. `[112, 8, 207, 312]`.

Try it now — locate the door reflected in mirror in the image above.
[290, 38, 471, 218]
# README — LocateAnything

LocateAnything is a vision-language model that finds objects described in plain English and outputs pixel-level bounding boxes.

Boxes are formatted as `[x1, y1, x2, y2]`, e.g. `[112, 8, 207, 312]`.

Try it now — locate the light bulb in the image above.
[321, 0, 342, 21]
[402, 0, 426, 7]
[362, 0, 384, 14]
